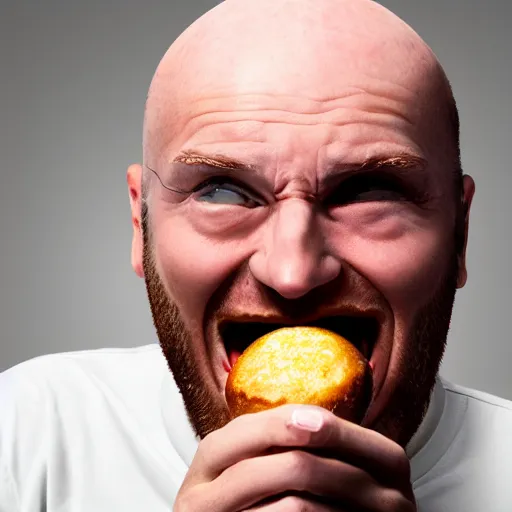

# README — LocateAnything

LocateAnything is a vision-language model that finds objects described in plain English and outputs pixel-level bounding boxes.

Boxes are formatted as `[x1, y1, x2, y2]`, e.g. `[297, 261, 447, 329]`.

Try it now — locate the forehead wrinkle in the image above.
[174, 89, 418, 147]
[185, 80, 417, 109]
[180, 112, 413, 139]
[183, 84, 416, 118]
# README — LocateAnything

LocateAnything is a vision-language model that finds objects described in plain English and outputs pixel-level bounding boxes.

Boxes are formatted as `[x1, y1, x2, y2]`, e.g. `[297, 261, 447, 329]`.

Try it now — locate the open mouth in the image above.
[220, 315, 380, 369]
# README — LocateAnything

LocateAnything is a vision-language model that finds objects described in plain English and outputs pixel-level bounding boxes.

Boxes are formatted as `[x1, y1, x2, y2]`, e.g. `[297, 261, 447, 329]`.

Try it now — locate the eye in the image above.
[195, 178, 263, 208]
[325, 174, 411, 206]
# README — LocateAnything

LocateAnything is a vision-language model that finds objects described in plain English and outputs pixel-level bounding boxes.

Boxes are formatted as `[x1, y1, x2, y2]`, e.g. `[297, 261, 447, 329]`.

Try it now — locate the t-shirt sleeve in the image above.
[0, 363, 49, 512]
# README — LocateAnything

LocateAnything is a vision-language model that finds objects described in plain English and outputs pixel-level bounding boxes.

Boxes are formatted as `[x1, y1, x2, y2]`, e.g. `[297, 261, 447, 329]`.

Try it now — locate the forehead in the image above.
[155, 81, 447, 188]
[145, 2, 454, 185]
[174, 98, 418, 172]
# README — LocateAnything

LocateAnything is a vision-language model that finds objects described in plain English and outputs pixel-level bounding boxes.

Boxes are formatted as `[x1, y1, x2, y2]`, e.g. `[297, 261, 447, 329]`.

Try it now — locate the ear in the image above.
[127, 164, 144, 278]
[456, 175, 476, 289]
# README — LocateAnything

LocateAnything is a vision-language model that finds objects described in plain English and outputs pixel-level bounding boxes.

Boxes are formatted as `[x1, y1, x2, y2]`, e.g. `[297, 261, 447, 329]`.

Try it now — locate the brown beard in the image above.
[369, 255, 458, 446]
[141, 208, 458, 446]
[142, 212, 231, 437]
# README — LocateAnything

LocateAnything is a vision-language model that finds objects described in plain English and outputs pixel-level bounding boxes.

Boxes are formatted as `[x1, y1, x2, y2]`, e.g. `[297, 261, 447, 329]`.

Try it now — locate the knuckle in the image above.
[388, 444, 411, 478]
[173, 489, 196, 512]
[228, 411, 253, 430]
[283, 451, 313, 485]
[264, 412, 286, 436]
[381, 490, 415, 512]
[277, 495, 314, 512]
[196, 429, 217, 459]
[198, 412, 250, 454]
[234, 408, 281, 436]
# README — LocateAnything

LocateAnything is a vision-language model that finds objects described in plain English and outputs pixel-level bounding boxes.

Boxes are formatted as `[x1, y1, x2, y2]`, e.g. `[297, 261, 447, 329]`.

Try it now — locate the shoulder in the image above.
[415, 379, 512, 510]
[1, 344, 164, 392]
[440, 376, 512, 449]
[441, 377, 512, 412]
[0, 346, 173, 508]
[0, 344, 168, 485]
[0, 343, 166, 432]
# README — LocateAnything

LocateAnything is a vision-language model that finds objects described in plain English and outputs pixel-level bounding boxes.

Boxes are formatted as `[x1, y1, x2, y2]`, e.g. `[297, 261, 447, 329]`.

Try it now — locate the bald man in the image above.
[1, 0, 512, 510]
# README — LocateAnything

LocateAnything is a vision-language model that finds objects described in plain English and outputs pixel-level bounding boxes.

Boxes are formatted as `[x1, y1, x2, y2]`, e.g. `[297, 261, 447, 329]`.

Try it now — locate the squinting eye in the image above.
[350, 189, 406, 202]
[196, 181, 261, 208]
[325, 175, 409, 206]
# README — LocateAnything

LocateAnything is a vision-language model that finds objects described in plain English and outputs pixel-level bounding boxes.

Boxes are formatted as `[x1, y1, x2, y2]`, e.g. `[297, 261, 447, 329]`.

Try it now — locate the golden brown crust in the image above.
[225, 326, 372, 423]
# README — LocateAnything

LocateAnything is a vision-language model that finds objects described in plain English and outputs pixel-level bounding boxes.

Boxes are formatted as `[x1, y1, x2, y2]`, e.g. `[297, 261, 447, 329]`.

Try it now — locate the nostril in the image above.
[248, 252, 320, 299]
[248, 248, 342, 300]
[272, 279, 316, 300]
[269, 254, 341, 300]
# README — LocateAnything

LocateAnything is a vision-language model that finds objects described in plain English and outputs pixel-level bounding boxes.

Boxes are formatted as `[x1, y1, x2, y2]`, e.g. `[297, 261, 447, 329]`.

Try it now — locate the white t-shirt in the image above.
[0, 344, 511, 511]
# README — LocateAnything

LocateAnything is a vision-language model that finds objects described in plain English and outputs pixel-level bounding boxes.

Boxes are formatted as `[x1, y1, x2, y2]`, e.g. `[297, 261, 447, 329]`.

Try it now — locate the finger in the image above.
[246, 493, 341, 511]
[204, 449, 412, 512]
[193, 404, 410, 488]
[192, 405, 318, 481]
[307, 411, 411, 492]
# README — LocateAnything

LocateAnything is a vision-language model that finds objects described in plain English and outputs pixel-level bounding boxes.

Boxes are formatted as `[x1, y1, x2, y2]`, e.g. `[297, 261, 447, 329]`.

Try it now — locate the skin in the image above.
[127, 0, 475, 509]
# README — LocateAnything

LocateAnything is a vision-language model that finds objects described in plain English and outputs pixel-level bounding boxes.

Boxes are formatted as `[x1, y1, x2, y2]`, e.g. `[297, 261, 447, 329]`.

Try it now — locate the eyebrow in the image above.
[321, 154, 431, 198]
[171, 150, 431, 199]
[174, 151, 427, 175]
[172, 151, 259, 172]
[324, 154, 428, 179]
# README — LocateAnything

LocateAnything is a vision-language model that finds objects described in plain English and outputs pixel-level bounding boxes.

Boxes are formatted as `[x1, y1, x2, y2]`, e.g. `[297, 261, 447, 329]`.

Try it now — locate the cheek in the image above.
[150, 211, 255, 321]
[331, 211, 453, 312]
[358, 233, 449, 308]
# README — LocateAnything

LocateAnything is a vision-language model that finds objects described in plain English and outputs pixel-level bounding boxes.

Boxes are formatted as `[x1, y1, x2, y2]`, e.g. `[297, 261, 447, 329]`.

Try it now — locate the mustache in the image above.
[205, 261, 390, 326]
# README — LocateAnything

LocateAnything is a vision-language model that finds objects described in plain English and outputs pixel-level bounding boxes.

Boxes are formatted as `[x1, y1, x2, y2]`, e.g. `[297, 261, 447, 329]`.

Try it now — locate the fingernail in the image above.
[289, 407, 324, 432]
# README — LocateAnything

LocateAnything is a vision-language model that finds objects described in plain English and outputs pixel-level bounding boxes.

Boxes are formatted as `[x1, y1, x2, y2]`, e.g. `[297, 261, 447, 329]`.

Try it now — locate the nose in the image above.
[249, 199, 341, 299]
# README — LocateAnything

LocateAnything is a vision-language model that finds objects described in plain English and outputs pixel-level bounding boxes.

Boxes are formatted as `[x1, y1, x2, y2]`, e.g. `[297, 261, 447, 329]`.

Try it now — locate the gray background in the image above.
[1, 1, 511, 399]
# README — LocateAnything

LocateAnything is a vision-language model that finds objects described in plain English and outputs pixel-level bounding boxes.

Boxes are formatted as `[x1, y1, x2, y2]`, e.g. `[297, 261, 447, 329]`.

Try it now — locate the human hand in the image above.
[174, 404, 416, 511]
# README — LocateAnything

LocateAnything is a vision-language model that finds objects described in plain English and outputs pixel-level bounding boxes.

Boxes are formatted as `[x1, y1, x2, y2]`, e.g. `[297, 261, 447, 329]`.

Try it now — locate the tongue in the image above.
[229, 349, 243, 369]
